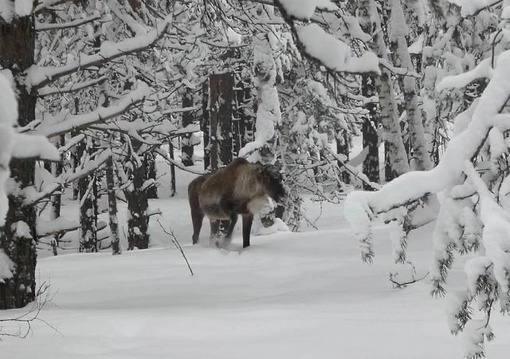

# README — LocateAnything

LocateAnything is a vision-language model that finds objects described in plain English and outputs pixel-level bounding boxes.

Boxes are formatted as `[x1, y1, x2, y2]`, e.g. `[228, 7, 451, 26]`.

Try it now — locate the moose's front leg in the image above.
[242, 214, 254, 248]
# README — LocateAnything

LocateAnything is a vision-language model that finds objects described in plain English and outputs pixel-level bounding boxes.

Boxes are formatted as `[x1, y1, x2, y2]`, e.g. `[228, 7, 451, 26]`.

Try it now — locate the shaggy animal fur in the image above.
[188, 158, 284, 248]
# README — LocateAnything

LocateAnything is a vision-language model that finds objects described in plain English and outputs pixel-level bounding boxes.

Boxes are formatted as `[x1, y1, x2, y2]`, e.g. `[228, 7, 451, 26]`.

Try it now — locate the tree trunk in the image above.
[359, 0, 409, 182]
[77, 139, 98, 253]
[0, 14, 38, 309]
[389, 0, 432, 172]
[208, 73, 234, 170]
[125, 140, 150, 250]
[233, 77, 254, 156]
[169, 140, 176, 197]
[361, 74, 380, 188]
[181, 89, 194, 166]
[145, 151, 158, 199]
[106, 153, 121, 255]
[49, 136, 65, 255]
[202, 81, 211, 171]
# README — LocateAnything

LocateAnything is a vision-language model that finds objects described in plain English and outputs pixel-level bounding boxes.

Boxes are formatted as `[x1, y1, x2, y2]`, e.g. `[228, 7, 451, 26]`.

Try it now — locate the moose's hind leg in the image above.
[209, 219, 222, 248]
[191, 207, 204, 245]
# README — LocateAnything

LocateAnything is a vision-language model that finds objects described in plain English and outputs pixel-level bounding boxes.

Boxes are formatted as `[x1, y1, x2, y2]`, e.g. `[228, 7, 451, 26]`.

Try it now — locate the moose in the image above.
[188, 158, 285, 249]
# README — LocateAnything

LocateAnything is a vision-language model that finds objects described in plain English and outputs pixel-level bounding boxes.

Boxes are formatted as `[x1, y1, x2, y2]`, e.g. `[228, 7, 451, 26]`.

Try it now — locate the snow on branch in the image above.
[273, 0, 380, 75]
[344, 49, 510, 260]
[34, 0, 84, 13]
[27, 15, 174, 89]
[36, 216, 79, 238]
[463, 161, 510, 294]
[35, 14, 101, 31]
[36, 82, 150, 138]
[436, 57, 494, 92]
[447, 0, 503, 17]
[11, 133, 60, 162]
[23, 149, 112, 207]
[295, 23, 380, 74]
[38, 75, 107, 97]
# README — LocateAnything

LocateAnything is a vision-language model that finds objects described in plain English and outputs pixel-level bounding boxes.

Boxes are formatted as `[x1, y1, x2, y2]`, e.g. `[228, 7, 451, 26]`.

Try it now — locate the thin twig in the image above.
[0, 282, 62, 339]
[156, 219, 194, 276]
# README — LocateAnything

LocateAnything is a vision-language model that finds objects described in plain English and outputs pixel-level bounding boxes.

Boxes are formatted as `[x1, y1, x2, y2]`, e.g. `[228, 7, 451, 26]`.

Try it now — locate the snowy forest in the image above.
[1, 0, 510, 358]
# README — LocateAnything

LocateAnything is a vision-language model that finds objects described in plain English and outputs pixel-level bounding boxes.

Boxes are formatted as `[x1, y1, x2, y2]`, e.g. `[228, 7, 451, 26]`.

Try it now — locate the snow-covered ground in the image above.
[1, 160, 509, 358]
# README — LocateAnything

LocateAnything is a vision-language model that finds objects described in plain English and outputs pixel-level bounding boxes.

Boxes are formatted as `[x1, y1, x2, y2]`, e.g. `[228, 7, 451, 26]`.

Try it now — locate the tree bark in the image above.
[389, 0, 432, 172]
[125, 140, 150, 250]
[181, 89, 194, 166]
[361, 74, 380, 188]
[169, 140, 176, 197]
[77, 139, 98, 253]
[208, 73, 234, 170]
[358, 0, 409, 182]
[0, 14, 38, 309]
[106, 153, 121, 255]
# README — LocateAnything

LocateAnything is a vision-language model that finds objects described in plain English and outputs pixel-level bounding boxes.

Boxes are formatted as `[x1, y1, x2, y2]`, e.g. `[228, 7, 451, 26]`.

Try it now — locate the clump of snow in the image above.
[0, 1, 14, 22]
[12, 133, 61, 161]
[0, 249, 15, 283]
[14, 0, 32, 16]
[296, 24, 380, 74]
[279, 0, 337, 21]
[226, 27, 242, 45]
[12, 220, 32, 239]
[0, 72, 18, 227]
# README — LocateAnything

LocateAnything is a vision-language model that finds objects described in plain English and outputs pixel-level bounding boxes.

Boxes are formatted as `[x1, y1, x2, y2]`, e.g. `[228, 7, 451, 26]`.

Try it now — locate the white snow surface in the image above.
[1, 160, 509, 358]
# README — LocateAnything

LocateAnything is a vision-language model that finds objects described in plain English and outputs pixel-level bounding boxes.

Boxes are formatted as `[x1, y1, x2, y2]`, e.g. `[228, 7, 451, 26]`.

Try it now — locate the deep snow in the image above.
[1, 161, 509, 359]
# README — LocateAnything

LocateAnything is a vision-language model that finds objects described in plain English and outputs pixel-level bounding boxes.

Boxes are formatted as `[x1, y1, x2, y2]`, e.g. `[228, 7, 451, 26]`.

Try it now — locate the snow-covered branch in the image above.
[23, 149, 112, 207]
[34, 0, 76, 13]
[344, 49, 510, 260]
[27, 15, 174, 89]
[36, 82, 150, 138]
[38, 76, 108, 97]
[11, 133, 60, 162]
[35, 14, 101, 31]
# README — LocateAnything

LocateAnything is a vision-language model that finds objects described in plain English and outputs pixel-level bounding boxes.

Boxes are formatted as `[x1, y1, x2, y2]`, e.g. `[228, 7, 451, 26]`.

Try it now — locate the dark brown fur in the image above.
[188, 158, 284, 248]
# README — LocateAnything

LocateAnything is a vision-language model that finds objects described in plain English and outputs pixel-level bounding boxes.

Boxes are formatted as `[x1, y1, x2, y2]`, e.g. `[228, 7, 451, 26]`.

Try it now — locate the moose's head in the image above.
[259, 162, 285, 203]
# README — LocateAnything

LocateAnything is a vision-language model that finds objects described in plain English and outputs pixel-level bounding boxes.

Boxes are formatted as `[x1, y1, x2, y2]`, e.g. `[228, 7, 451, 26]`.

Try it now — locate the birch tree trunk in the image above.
[389, 0, 432, 171]
[77, 139, 98, 253]
[358, 0, 410, 182]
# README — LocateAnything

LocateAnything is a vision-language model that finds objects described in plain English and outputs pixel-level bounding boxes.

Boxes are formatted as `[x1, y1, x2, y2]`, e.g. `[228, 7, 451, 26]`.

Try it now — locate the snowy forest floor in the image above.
[1, 159, 510, 359]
